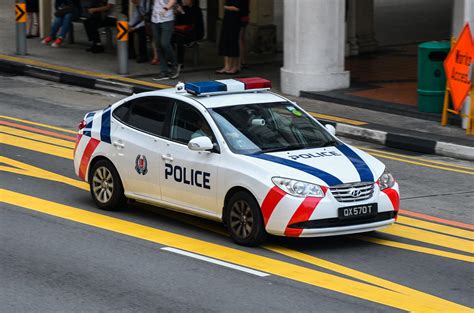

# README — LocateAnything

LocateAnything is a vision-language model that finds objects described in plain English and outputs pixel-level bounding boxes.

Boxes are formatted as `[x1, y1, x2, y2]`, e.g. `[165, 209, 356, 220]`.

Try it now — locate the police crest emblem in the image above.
[135, 154, 148, 175]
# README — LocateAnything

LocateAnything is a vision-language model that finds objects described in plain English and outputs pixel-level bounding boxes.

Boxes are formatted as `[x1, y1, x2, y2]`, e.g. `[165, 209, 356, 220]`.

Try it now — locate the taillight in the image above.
[78, 120, 86, 130]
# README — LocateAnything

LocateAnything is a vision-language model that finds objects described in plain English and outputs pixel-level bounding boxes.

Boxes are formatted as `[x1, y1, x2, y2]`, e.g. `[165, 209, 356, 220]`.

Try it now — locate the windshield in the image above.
[209, 102, 338, 154]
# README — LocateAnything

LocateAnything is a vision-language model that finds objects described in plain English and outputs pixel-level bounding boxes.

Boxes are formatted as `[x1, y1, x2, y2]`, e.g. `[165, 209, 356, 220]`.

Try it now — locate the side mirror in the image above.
[188, 136, 214, 151]
[325, 124, 336, 136]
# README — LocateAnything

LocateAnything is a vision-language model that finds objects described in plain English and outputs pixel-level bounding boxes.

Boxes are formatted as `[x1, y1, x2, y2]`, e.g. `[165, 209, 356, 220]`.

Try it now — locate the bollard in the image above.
[15, 0, 27, 55]
[116, 15, 128, 75]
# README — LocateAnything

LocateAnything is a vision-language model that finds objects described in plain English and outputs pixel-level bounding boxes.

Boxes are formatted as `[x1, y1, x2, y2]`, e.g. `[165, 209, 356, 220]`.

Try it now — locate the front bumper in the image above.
[263, 183, 400, 237]
[297, 218, 395, 237]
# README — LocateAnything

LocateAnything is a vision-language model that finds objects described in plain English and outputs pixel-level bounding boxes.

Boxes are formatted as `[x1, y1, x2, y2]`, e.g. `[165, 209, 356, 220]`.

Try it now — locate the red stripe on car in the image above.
[382, 188, 400, 212]
[284, 187, 327, 237]
[79, 138, 100, 181]
[261, 186, 286, 225]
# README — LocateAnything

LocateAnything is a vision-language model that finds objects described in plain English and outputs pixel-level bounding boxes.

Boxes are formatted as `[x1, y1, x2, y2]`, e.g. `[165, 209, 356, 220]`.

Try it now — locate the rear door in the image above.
[111, 96, 173, 200]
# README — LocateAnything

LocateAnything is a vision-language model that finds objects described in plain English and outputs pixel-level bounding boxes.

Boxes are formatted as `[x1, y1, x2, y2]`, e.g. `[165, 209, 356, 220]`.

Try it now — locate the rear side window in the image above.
[113, 97, 173, 136]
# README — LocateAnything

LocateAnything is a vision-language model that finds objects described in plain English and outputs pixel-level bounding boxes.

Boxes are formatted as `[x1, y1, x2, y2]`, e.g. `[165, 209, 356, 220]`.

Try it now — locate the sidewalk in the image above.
[1, 1, 473, 161]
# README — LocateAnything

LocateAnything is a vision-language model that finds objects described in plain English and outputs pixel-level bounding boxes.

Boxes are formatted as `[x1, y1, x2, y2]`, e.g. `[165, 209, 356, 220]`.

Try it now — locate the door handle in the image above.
[113, 141, 125, 148]
[161, 154, 173, 162]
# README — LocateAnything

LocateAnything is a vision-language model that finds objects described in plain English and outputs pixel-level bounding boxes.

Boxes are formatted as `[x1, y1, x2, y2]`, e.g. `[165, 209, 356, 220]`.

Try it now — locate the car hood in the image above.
[246, 144, 385, 187]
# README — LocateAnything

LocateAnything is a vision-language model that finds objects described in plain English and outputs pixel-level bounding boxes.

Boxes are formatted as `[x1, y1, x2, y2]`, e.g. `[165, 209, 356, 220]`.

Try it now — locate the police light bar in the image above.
[184, 77, 271, 96]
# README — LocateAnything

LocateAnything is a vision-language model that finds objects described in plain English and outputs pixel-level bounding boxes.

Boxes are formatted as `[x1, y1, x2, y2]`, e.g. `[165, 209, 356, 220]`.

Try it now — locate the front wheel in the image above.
[89, 160, 126, 211]
[225, 191, 267, 246]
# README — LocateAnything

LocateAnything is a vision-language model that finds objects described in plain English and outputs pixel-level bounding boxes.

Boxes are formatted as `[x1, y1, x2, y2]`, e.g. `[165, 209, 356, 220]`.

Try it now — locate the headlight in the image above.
[271, 177, 325, 198]
[377, 169, 395, 190]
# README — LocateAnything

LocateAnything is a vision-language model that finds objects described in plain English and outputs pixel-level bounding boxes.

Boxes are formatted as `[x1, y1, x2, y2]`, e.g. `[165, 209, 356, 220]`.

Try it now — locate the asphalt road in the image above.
[1, 75, 473, 312]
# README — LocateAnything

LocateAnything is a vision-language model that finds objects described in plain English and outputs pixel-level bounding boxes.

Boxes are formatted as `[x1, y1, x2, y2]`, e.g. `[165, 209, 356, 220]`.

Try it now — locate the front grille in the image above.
[288, 211, 396, 229]
[330, 182, 375, 203]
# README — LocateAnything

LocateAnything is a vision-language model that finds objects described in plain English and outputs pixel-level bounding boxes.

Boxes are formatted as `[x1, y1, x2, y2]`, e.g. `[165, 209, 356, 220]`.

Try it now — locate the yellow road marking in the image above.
[3, 153, 472, 264]
[353, 235, 473, 263]
[1, 133, 73, 160]
[381, 224, 474, 254]
[0, 54, 170, 89]
[309, 112, 367, 126]
[263, 245, 472, 303]
[368, 151, 474, 175]
[0, 156, 88, 191]
[359, 146, 474, 171]
[1, 125, 75, 148]
[144, 200, 474, 264]
[398, 216, 473, 240]
[2, 189, 471, 312]
[0, 115, 77, 134]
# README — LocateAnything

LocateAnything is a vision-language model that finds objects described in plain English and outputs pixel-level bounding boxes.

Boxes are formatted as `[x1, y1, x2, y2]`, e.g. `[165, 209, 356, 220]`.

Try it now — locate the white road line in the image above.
[161, 247, 270, 277]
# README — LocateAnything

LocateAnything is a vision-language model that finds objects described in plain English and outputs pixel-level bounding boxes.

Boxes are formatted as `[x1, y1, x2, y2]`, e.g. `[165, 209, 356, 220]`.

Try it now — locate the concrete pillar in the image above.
[452, 0, 473, 129]
[355, 0, 377, 53]
[39, 0, 52, 38]
[281, 0, 349, 95]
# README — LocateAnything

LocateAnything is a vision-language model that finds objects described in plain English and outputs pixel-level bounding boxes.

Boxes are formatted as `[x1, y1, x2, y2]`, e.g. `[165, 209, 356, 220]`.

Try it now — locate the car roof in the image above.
[143, 88, 288, 109]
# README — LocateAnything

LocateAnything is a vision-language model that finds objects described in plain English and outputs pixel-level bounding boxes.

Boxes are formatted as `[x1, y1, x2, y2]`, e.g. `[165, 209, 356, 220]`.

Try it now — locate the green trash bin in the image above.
[417, 41, 450, 113]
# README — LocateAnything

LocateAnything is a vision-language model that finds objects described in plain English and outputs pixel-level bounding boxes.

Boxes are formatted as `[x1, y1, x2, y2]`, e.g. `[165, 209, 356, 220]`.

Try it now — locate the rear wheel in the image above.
[90, 160, 126, 211]
[226, 191, 267, 246]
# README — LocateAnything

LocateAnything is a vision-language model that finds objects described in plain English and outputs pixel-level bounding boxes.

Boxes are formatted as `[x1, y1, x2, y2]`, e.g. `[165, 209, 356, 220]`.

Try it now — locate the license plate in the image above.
[338, 203, 378, 219]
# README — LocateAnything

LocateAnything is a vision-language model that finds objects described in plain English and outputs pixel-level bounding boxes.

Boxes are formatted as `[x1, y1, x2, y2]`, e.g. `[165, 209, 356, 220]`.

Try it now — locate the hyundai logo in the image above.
[350, 188, 361, 197]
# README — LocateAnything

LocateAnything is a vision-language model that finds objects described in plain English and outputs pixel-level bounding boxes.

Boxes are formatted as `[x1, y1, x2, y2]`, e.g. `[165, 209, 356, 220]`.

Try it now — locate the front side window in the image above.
[170, 102, 215, 144]
[113, 97, 173, 136]
[209, 102, 337, 154]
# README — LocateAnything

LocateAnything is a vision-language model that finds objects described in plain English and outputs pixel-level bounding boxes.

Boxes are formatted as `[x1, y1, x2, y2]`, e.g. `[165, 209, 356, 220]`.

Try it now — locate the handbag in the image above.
[55, 4, 74, 17]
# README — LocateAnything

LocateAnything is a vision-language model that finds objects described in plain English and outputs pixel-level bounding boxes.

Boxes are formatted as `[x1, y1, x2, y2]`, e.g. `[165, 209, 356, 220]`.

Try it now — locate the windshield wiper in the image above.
[261, 145, 307, 153]
[321, 140, 339, 147]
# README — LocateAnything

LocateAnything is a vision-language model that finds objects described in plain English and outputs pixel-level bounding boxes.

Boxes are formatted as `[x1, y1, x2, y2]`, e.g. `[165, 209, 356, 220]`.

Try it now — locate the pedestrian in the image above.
[216, 0, 240, 75]
[82, 0, 121, 53]
[173, 0, 204, 68]
[26, 0, 39, 38]
[151, 0, 180, 80]
[129, 0, 150, 63]
[41, 0, 79, 48]
[239, 0, 249, 70]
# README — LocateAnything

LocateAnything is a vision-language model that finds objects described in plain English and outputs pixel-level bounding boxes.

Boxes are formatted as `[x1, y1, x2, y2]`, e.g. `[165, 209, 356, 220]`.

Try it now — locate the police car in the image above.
[74, 77, 400, 246]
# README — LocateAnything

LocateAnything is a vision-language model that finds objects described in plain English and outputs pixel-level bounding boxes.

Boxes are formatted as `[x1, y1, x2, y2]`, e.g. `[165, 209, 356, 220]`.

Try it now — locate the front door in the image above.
[159, 101, 220, 215]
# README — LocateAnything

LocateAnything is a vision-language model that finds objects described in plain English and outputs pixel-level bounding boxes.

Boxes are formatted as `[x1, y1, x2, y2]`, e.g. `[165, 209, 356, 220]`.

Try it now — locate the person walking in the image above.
[216, 0, 241, 75]
[152, 0, 180, 80]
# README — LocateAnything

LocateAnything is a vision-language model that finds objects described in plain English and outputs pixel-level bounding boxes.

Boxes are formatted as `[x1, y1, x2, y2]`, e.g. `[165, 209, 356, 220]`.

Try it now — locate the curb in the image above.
[332, 123, 474, 162]
[0, 58, 153, 96]
[1, 57, 473, 162]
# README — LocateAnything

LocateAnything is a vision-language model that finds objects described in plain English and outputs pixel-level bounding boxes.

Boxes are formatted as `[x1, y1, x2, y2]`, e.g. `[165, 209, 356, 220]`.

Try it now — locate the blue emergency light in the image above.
[185, 81, 227, 95]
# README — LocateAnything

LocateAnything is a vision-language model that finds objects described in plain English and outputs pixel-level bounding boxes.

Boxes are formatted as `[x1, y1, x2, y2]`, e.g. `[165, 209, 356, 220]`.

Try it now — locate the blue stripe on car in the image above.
[83, 112, 95, 137]
[250, 153, 343, 186]
[100, 107, 111, 143]
[336, 144, 374, 182]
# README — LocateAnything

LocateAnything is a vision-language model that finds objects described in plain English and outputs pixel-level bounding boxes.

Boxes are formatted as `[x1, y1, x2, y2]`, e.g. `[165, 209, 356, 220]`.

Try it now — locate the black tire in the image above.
[225, 191, 267, 246]
[89, 159, 126, 211]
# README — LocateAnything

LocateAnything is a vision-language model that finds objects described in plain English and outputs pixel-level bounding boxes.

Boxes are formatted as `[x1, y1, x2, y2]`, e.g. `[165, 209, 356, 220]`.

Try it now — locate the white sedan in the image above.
[74, 78, 400, 246]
